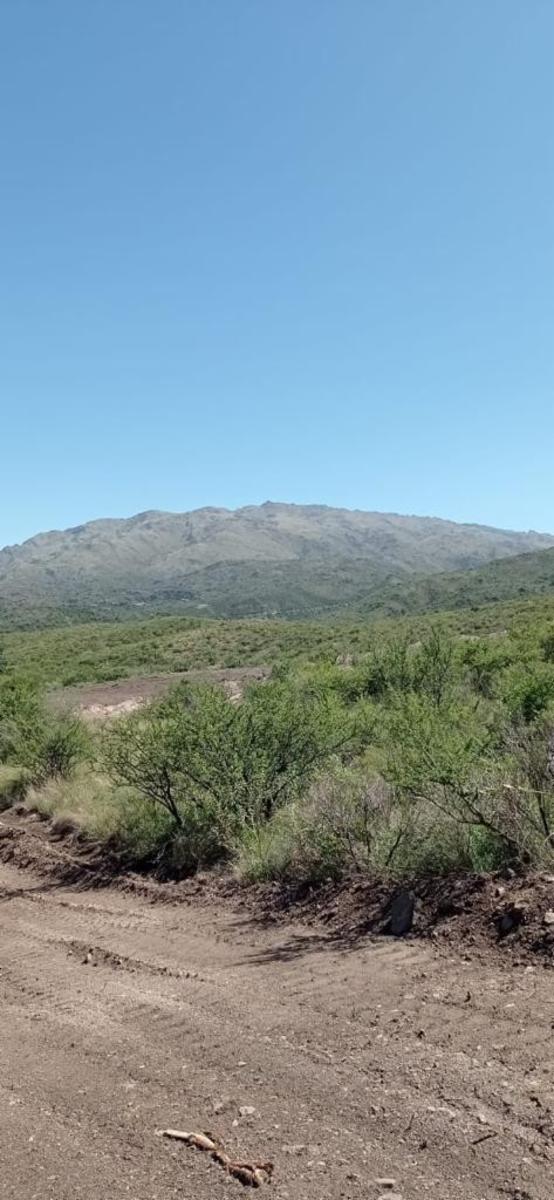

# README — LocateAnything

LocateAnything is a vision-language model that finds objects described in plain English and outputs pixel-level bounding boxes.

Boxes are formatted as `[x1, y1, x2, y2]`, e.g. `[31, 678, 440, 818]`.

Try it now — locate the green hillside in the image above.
[357, 546, 554, 618]
[3, 592, 554, 689]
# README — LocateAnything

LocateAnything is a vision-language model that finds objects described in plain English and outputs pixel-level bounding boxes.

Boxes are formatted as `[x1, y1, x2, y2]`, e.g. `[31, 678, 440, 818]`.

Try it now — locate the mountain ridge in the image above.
[1, 502, 553, 629]
[4, 500, 553, 554]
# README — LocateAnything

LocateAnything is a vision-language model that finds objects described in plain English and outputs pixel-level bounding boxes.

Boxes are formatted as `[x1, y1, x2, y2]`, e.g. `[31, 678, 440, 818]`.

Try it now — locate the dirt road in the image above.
[1, 835, 553, 1199]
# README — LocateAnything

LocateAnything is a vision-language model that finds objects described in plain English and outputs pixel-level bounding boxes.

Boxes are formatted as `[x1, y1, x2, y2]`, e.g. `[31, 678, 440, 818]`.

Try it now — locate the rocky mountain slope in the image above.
[1, 502, 553, 625]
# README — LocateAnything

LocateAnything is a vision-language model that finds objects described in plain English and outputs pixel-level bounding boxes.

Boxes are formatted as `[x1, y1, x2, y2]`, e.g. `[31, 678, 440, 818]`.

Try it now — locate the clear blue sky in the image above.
[1, 0, 553, 547]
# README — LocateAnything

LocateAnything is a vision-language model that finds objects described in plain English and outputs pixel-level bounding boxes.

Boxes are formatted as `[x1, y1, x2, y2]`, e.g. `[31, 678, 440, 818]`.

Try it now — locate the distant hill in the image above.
[1, 502, 553, 628]
[358, 545, 554, 619]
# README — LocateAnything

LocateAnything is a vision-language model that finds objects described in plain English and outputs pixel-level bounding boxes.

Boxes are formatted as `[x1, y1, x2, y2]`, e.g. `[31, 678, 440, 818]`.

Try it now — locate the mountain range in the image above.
[1, 502, 553, 627]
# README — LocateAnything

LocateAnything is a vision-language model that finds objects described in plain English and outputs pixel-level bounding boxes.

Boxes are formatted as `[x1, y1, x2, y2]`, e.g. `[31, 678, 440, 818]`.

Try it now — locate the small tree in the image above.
[502, 717, 554, 855]
[413, 627, 455, 708]
[0, 676, 44, 763]
[231, 678, 362, 823]
[383, 692, 516, 861]
[103, 678, 363, 866]
[0, 675, 90, 782]
[461, 638, 511, 698]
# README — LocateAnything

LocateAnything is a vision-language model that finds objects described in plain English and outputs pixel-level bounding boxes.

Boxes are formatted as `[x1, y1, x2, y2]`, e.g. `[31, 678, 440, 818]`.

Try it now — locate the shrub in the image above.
[459, 638, 511, 698]
[542, 629, 554, 663]
[102, 677, 364, 873]
[501, 663, 554, 724]
[299, 767, 391, 876]
[25, 716, 92, 783]
[412, 628, 456, 707]
[499, 717, 554, 861]
[0, 674, 91, 783]
[236, 806, 300, 882]
[0, 676, 44, 762]
[382, 692, 515, 858]
[0, 764, 28, 810]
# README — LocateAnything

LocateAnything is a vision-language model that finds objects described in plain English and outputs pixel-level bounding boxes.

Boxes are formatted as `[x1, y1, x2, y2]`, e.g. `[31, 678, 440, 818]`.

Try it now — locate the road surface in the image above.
[1, 838, 553, 1198]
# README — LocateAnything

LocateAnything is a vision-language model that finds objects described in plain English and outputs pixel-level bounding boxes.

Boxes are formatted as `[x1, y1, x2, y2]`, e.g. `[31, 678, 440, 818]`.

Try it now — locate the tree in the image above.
[383, 692, 515, 855]
[413, 627, 455, 707]
[103, 678, 362, 861]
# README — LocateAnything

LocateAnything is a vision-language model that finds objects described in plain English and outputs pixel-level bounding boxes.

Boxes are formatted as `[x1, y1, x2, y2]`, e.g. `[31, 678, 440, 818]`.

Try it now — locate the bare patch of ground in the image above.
[47, 666, 270, 720]
[1, 809, 554, 1198]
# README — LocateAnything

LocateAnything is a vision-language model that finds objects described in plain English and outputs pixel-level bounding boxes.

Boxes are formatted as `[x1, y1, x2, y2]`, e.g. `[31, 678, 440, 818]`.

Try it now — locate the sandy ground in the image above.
[1, 821, 554, 1200]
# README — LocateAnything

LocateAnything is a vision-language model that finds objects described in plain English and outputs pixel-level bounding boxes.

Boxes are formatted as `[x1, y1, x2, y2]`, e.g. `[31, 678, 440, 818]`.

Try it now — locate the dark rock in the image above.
[496, 902, 526, 938]
[387, 889, 415, 936]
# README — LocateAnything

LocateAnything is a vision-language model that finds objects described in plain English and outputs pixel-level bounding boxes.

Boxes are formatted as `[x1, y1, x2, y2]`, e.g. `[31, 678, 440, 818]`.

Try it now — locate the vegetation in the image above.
[358, 546, 554, 619]
[3, 596, 554, 885]
[0, 674, 91, 791]
[1, 503, 553, 628]
[2, 594, 554, 689]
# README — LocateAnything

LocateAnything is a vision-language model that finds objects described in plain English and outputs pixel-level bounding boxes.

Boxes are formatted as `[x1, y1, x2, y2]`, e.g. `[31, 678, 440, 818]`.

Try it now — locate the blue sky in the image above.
[1, 0, 553, 547]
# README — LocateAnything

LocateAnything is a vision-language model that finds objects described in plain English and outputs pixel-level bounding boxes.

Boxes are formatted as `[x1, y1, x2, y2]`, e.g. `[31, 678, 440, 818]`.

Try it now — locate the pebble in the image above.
[239, 1105, 256, 1117]
[375, 1180, 397, 1189]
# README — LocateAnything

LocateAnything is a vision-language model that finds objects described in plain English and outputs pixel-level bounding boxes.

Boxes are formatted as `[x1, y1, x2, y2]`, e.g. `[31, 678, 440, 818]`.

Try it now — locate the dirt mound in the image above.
[1, 809, 554, 965]
[244, 871, 554, 964]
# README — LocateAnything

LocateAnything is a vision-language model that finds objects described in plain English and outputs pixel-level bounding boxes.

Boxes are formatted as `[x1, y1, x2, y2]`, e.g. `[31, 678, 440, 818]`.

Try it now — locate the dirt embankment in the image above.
[1, 808, 554, 1199]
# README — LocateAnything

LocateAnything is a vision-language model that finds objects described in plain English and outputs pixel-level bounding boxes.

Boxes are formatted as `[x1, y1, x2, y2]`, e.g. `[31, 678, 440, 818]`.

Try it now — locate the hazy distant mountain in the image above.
[1, 502, 553, 627]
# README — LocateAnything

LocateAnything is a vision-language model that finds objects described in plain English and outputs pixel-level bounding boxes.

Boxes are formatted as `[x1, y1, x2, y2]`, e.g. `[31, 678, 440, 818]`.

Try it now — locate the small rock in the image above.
[543, 910, 554, 926]
[388, 889, 415, 936]
[377, 1194, 403, 1200]
[282, 1144, 306, 1155]
[375, 1179, 397, 1189]
[239, 1105, 256, 1117]
[496, 902, 526, 938]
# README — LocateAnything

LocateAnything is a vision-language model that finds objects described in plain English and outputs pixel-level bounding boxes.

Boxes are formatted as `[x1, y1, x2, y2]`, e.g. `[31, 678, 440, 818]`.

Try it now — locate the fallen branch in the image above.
[471, 1130, 498, 1146]
[162, 1128, 274, 1187]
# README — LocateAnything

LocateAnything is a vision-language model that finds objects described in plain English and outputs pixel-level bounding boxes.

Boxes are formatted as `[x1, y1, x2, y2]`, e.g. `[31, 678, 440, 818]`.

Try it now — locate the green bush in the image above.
[501, 663, 554, 724]
[0, 676, 44, 762]
[460, 638, 512, 698]
[9, 606, 554, 884]
[102, 676, 364, 873]
[25, 716, 92, 783]
[0, 764, 28, 810]
[0, 674, 91, 783]
[236, 807, 301, 882]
